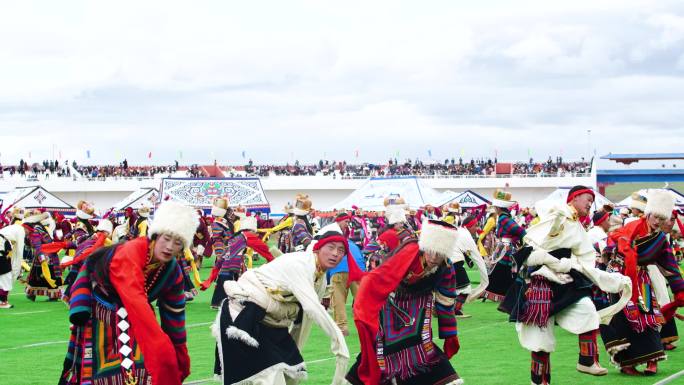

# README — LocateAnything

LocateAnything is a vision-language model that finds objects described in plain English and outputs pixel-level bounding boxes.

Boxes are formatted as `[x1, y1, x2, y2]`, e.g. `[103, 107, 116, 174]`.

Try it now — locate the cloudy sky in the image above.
[1, 0, 683, 166]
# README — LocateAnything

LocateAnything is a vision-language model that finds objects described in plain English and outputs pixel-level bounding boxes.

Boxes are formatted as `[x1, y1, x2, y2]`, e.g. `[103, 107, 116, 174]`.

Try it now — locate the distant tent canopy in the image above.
[440, 190, 492, 209]
[329, 176, 442, 211]
[0, 186, 75, 215]
[160, 177, 271, 214]
[113, 188, 160, 212]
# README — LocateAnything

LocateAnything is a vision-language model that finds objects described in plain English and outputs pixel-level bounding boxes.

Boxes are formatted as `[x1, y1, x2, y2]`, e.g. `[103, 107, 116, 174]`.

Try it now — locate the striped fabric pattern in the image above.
[435, 265, 458, 338]
[217, 233, 248, 274]
[68, 265, 92, 319]
[290, 223, 312, 251]
[210, 221, 232, 259]
[636, 231, 683, 293]
[156, 262, 187, 345]
[496, 213, 526, 240]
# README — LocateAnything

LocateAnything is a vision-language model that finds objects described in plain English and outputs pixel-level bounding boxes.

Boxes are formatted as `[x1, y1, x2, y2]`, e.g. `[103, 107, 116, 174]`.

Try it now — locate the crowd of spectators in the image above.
[0, 159, 71, 179]
[74, 159, 179, 179]
[0, 156, 592, 180]
[512, 156, 591, 176]
[243, 157, 591, 178]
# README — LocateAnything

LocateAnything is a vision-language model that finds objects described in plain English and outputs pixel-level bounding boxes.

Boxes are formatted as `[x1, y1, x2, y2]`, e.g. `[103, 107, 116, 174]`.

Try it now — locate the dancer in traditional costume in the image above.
[201, 215, 275, 308]
[24, 210, 63, 301]
[347, 220, 463, 385]
[500, 186, 632, 384]
[61, 201, 97, 300]
[212, 229, 353, 385]
[601, 190, 684, 375]
[58, 201, 198, 385]
[0, 223, 28, 308]
[289, 194, 314, 252]
[481, 189, 526, 302]
[451, 214, 489, 318]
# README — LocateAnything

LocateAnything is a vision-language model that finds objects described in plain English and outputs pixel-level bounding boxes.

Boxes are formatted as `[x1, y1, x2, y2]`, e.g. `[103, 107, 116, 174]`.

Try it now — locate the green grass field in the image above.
[1, 266, 682, 385]
[604, 183, 684, 202]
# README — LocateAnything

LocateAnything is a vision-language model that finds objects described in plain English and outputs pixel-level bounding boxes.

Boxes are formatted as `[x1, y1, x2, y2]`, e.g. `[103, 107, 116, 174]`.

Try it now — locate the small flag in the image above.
[148, 151, 152, 159]
[87, 150, 91, 159]
[179, 150, 183, 159]
[460, 149, 464, 157]
[395, 150, 400, 157]
[428, 149, 432, 157]
[355, 149, 359, 158]
[527, 148, 531, 157]
[242, 150, 246, 159]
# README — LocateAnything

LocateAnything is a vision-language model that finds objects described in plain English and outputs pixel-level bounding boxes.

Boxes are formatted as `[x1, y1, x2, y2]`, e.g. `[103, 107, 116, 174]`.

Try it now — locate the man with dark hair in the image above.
[500, 186, 632, 384]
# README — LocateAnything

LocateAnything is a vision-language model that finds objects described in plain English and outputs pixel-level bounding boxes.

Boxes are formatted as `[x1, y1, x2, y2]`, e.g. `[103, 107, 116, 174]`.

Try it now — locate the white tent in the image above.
[431, 190, 461, 207]
[615, 188, 684, 208]
[543, 187, 612, 212]
[449, 190, 492, 208]
[160, 177, 271, 213]
[0, 186, 75, 213]
[113, 188, 160, 211]
[329, 176, 442, 211]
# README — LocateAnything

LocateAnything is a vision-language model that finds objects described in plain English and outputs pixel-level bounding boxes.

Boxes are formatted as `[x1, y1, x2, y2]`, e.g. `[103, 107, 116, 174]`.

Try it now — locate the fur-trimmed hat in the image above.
[9, 207, 24, 220]
[149, 201, 199, 247]
[385, 205, 407, 225]
[492, 189, 515, 208]
[283, 202, 293, 215]
[645, 189, 675, 219]
[96, 219, 113, 234]
[76, 200, 95, 220]
[446, 202, 460, 213]
[23, 209, 50, 224]
[630, 192, 647, 212]
[233, 205, 247, 220]
[211, 197, 229, 218]
[138, 202, 151, 218]
[292, 194, 312, 216]
[240, 215, 257, 232]
[418, 219, 458, 258]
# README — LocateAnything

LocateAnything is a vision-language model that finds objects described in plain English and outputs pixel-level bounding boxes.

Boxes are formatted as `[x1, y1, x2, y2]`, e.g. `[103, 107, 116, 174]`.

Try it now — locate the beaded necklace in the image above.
[144, 241, 166, 295]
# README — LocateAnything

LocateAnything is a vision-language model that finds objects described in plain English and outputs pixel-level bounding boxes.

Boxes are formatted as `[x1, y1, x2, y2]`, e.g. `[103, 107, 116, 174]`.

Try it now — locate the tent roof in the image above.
[329, 176, 442, 211]
[160, 177, 270, 212]
[0, 186, 75, 212]
[113, 188, 160, 211]
[451, 190, 492, 208]
[431, 190, 461, 207]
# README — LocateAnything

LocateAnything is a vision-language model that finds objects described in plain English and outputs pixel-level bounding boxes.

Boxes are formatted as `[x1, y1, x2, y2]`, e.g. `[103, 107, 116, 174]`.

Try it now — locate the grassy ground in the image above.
[1, 266, 682, 385]
[604, 182, 684, 202]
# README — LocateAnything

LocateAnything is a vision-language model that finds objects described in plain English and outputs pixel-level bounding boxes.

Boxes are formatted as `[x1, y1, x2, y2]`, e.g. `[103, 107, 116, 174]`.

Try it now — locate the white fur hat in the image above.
[240, 216, 257, 232]
[418, 219, 458, 257]
[385, 205, 407, 225]
[645, 189, 675, 219]
[149, 201, 199, 247]
[96, 219, 113, 235]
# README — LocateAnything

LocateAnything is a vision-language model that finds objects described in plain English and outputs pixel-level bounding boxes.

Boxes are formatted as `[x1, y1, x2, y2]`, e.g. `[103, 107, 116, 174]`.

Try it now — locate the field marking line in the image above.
[4, 310, 52, 315]
[187, 321, 213, 328]
[0, 340, 68, 352]
[653, 369, 684, 385]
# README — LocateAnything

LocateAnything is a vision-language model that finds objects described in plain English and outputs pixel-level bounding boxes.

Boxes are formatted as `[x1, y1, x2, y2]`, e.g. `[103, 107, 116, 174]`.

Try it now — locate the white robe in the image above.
[219, 251, 349, 385]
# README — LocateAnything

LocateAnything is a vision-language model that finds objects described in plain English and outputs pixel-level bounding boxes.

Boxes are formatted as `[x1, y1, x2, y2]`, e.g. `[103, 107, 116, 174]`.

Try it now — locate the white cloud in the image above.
[0, 0, 683, 165]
